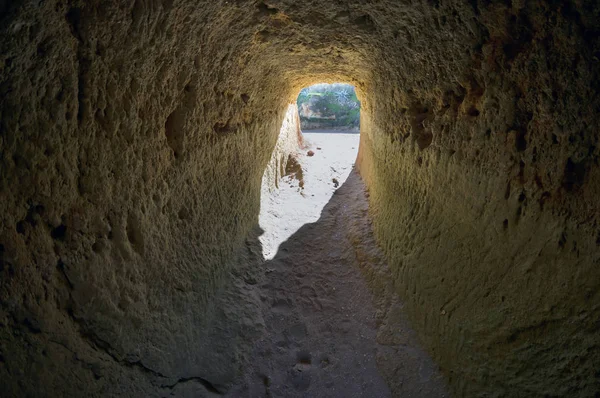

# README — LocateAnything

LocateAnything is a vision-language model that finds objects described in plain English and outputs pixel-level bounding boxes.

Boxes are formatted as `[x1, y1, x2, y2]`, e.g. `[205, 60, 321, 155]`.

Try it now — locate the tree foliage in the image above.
[297, 83, 360, 128]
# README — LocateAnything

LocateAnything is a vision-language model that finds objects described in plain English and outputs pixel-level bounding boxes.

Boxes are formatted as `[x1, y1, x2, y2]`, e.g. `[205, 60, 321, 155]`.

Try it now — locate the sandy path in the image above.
[228, 132, 447, 397]
[259, 132, 360, 259]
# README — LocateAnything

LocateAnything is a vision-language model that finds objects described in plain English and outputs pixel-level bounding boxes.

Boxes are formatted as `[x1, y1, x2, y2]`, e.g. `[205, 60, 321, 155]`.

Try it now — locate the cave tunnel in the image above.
[0, 0, 599, 397]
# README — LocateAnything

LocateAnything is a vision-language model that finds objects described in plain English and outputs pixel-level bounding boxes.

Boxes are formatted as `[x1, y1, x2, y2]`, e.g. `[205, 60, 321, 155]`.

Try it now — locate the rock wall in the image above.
[0, 0, 599, 396]
[0, 1, 286, 395]
[261, 104, 303, 193]
[357, 1, 600, 396]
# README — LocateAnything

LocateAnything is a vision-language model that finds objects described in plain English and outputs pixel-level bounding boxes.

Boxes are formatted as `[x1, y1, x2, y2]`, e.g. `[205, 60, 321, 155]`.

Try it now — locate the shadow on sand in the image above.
[224, 170, 447, 397]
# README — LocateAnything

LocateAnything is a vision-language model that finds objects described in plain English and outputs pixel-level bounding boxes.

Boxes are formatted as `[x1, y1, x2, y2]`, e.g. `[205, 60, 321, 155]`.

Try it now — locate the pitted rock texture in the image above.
[356, 2, 600, 396]
[0, 0, 599, 397]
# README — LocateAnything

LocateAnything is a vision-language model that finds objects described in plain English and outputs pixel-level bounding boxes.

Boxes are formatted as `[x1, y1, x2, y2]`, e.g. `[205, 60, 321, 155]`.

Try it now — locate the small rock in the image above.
[307, 150, 315, 156]
[261, 374, 271, 387]
[316, 147, 322, 150]
[332, 178, 339, 188]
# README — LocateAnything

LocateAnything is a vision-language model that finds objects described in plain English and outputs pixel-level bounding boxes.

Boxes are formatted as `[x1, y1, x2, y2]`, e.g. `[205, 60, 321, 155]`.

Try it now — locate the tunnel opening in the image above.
[297, 83, 360, 132]
[259, 83, 361, 259]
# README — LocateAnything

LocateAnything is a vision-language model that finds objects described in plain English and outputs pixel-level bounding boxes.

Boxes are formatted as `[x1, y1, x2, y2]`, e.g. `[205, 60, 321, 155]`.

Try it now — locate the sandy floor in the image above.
[259, 132, 360, 259]
[225, 131, 448, 397]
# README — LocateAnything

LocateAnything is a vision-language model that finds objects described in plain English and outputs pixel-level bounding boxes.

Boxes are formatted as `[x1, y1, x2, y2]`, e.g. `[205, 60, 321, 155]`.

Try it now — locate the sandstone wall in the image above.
[1, 0, 599, 396]
[261, 104, 303, 193]
[0, 1, 288, 395]
[357, 1, 600, 396]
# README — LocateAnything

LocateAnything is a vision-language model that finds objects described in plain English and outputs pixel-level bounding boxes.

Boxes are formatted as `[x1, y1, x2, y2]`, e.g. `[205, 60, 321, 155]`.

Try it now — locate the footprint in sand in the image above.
[272, 298, 292, 314]
[296, 350, 312, 367]
[290, 350, 312, 391]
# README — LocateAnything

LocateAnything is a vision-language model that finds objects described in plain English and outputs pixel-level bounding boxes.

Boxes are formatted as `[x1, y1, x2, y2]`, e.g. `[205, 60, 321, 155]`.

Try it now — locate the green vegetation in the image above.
[297, 83, 360, 129]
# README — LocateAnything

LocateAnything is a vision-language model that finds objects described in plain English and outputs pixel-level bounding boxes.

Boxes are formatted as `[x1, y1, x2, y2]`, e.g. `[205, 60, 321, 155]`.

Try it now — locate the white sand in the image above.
[259, 131, 360, 259]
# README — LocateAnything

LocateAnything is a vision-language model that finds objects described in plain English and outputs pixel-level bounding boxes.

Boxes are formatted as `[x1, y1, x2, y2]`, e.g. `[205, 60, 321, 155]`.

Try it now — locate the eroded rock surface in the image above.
[0, 0, 599, 396]
[261, 104, 303, 193]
